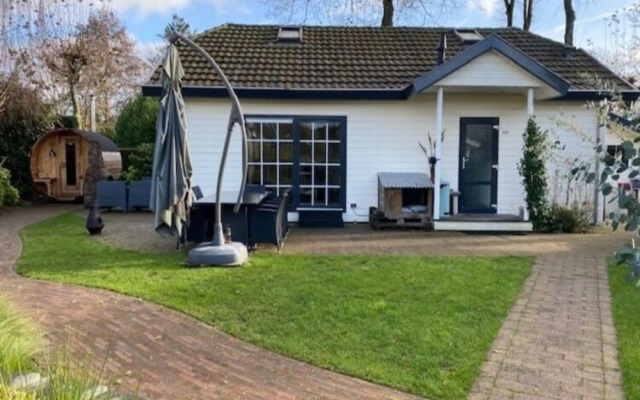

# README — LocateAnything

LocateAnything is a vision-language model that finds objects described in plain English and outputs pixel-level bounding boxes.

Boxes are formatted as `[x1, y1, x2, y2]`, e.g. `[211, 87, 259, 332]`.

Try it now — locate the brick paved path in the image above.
[0, 207, 420, 400]
[0, 207, 631, 399]
[468, 242, 625, 399]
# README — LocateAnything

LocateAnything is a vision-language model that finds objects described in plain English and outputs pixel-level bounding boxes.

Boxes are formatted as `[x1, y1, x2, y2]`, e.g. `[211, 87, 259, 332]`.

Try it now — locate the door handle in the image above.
[462, 157, 469, 170]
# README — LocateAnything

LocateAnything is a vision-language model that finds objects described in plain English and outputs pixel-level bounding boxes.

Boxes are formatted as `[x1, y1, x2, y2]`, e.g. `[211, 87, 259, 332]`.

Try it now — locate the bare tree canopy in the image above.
[160, 14, 198, 40]
[261, 0, 463, 27]
[0, 0, 144, 131]
[589, 2, 640, 83]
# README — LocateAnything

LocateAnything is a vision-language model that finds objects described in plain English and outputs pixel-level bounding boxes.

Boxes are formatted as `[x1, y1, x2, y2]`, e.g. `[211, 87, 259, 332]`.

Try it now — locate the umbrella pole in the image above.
[169, 32, 251, 266]
[211, 116, 238, 246]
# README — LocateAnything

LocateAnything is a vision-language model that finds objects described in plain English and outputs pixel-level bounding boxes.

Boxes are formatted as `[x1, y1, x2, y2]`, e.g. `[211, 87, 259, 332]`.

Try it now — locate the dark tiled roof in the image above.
[148, 24, 635, 92]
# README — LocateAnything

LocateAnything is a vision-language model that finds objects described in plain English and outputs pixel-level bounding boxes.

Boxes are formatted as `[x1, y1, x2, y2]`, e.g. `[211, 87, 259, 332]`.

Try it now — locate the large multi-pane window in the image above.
[298, 121, 342, 207]
[247, 119, 294, 196]
[246, 117, 346, 209]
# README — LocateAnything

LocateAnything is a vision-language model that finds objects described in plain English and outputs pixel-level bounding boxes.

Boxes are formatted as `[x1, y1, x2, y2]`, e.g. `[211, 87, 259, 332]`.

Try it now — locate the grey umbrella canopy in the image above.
[150, 44, 193, 238]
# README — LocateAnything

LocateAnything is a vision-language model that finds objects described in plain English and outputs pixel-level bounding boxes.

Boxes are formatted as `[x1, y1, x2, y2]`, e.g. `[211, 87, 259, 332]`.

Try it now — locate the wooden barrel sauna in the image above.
[30, 128, 122, 201]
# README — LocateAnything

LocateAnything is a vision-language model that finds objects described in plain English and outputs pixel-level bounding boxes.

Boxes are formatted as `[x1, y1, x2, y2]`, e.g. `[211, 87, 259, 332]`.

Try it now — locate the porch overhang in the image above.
[408, 34, 571, 99]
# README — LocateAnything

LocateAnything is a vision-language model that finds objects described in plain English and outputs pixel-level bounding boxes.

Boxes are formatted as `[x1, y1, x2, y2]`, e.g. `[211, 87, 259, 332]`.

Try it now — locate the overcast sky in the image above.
[110, 0, 638, 54]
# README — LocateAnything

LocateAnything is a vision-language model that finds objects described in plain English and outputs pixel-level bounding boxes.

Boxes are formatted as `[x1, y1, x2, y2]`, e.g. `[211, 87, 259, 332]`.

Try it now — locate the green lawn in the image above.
[609, 265, 640, 400]
[17, 213, 533, 400]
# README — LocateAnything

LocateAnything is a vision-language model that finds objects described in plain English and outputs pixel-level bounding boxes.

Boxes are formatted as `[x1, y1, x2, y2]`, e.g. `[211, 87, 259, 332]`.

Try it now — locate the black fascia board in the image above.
[552, 90, 640, 102]
[141, 85, 408, 100]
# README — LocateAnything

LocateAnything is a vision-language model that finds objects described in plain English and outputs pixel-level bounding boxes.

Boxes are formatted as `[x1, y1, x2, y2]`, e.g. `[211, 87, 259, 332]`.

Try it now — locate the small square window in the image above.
[455, 29, 483, 43]
[277, 26, 303, 44]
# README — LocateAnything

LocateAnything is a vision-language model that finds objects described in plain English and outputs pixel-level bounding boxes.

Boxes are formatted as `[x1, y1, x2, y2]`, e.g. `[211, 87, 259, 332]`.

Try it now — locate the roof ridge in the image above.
[218, 23, 525, 31]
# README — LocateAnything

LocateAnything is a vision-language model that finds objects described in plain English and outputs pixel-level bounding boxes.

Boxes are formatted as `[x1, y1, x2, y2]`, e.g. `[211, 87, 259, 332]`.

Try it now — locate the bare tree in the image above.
[588, 3, 640, 83]
[503, 0, 515, 27]
[1, 1, 144, 131]
[74, 10, 144, 130]
[564, 0, 576, 46]
[262, 0, 462, 27]
[523, 0, 534, 31]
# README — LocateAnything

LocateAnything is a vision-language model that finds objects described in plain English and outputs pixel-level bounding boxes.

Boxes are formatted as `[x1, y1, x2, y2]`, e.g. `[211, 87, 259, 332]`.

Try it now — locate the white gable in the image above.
[437, 51, 545, 88]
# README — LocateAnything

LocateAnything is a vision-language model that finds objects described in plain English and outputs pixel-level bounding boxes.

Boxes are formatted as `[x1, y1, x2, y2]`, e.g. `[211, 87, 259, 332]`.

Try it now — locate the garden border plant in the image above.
[518, 117, 593, 233]
[0, 297, 138, 399]
[0, 164, 20, 207]
[518, 117, 550, 232]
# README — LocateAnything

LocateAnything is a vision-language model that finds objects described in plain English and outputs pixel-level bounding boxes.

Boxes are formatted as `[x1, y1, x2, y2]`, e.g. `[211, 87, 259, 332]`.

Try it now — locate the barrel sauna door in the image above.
[61, 138, 80, 196]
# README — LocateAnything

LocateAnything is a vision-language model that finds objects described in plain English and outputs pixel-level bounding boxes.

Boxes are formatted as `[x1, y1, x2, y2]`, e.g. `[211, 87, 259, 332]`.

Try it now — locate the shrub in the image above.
[0, 78, 53, 196]
[518, 117, 549, 232]
[545, 203, 591, 233]
[114, 95, 157, 148]
[0, 168, 20, 207]
[121, 143, 154, 182]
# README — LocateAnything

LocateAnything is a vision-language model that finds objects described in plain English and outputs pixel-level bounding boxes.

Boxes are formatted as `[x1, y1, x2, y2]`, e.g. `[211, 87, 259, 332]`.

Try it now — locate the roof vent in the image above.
[454, 29, 483, 44]
[276, 26, 303, 44]
[437, 34, 447, 65]
[562, 46, 574, 59]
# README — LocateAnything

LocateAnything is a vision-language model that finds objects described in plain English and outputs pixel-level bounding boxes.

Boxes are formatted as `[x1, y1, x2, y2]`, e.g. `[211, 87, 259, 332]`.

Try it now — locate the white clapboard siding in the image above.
[438, 51, 545, 88]
[535, 102, 599, 213]
[184, 94, 599, 223]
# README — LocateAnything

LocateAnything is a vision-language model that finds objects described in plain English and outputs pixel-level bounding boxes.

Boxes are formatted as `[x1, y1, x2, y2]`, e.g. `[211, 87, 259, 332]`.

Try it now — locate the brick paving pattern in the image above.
[1, 208, 632, 399]
[0, 207, 420, 400]
[468, 251, 624, 400]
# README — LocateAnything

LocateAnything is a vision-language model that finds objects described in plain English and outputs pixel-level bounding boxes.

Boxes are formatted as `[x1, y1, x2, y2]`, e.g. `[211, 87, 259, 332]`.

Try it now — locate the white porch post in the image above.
[527, 88, 535, 116]
[433, 87, 444, 220]
[522, 88, 535, 222]
[594, 121, 606, 224]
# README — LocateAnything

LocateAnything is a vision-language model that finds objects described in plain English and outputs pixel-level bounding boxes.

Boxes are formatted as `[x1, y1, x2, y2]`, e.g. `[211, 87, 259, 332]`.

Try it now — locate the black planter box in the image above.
[298, 209, 344, 228]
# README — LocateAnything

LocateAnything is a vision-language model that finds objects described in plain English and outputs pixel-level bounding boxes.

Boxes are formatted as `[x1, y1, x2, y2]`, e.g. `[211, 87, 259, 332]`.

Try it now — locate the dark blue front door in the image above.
[458, 118, 499, 214]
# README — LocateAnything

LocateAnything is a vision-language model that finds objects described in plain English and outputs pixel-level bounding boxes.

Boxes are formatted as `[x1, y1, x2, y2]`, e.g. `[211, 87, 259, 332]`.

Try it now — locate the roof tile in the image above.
[148, 24, 634, 92]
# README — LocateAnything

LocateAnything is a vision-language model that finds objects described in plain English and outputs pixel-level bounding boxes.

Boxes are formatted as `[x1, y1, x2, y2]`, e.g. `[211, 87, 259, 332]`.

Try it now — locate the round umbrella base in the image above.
[187, 242, 249, 266]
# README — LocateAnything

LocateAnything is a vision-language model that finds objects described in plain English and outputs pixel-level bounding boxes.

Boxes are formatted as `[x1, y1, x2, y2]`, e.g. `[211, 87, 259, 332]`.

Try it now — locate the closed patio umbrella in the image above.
[150, 44, 193, 239]
[163, 31, 250, 267]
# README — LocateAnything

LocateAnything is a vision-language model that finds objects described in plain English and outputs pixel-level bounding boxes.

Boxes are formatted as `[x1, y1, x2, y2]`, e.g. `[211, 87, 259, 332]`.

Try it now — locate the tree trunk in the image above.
[382, 0, 394, 27]
[69, 80, 82, 130]
[503, 0, 515, 27]
[523, 0, 533, 31]
[564, 0, 575, 46]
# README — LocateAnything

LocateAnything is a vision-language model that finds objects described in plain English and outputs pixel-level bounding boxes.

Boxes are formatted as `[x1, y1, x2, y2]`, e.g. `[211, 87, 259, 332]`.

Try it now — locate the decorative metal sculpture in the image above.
[86, 201, 104, 235]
